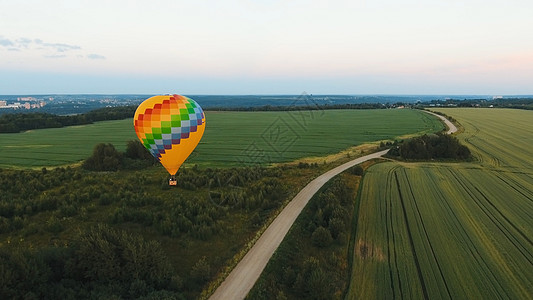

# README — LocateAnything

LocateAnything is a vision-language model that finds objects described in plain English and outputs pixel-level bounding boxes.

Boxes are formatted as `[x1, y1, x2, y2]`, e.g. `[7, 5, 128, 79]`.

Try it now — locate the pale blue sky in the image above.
[1, 0, 532, 94]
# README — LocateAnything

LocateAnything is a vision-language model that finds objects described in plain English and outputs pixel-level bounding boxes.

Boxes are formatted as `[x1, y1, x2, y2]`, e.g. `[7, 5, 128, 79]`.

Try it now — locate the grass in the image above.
[348, 108, 533, 299]
[0, 109, 443, 169]
[0, 119, 136, 168]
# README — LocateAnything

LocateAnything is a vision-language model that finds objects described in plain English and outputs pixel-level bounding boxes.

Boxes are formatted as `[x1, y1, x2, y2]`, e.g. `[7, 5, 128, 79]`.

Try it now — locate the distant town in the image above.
[0, 94, 147, 115]
[0, 96, 50, 110]
[0, 94, 532, 115]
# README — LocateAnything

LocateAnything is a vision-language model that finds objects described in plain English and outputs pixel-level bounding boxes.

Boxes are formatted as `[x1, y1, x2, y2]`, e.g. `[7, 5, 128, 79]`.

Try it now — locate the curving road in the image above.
[209, 111, 456, 300]
[423, 110, 458, 134]
[209, 150, 389, 300]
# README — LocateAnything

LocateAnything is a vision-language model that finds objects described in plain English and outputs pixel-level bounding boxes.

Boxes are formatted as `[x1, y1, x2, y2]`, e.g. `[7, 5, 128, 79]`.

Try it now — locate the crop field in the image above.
[433, 108, 533, 170]
[0, 109, 443, 168]
[0, 119, 136, 168]
[348, 108, 533, 299]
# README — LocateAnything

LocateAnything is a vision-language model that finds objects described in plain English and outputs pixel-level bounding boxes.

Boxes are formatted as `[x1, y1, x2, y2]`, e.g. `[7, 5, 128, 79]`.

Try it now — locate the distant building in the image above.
[17, 97, 37, 101]
[493, 96, 503, 100]
[0, 100, 6, 107]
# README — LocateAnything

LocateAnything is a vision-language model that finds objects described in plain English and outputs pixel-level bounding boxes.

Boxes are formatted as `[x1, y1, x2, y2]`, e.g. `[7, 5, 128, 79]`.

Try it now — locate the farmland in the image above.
[348, 108, 533, 299]
[0, 109, 443, 168]
[434, 108, 533, 170]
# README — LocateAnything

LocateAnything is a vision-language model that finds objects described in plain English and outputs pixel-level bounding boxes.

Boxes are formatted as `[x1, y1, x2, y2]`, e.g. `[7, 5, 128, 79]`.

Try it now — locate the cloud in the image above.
[33, 38, 81, 52]
[1, 35, 105, 61]
[0, 37, 14, 47]
[87, 53, 106, 60]
[16, 38, 32, 48]
[0, 36, 81, 53]
[43, 54, 67, 59]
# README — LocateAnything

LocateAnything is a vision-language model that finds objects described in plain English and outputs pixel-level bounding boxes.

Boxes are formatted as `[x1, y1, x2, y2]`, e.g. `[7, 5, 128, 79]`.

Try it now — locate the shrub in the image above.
[190, 256, 211, 284]
[348, 165, 363, 176]
[311, 226, 333, 248]
[82, 143, 121, 171]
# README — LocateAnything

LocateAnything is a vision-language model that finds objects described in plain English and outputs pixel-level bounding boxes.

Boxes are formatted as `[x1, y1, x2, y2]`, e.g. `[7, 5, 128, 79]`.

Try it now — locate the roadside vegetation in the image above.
[248, 169, 363, 300]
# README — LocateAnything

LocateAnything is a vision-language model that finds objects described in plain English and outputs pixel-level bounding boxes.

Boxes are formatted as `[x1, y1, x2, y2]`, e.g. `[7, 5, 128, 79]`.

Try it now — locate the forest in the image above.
[0, 106, 136, 133]
[0, 139, 323, 299]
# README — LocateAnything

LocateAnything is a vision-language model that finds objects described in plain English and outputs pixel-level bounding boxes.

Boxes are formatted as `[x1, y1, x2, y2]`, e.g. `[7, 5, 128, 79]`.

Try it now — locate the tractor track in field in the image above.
[401, 168, 452, 299]
[385, 166, 402, 299]
[394, 172, 429, 300]
[454, 170, 533, 264]
[442, 168, 508, 295]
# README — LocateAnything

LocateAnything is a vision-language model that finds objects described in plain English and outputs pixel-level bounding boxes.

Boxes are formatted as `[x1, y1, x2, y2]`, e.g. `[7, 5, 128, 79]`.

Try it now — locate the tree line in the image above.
[420, 98, 533, 110]
[0, 102, 393, 134]
[0, 106, 136, 133]
[387, 133, 471, 160]
[82, 140, 157, 172]
[206, 102, 391, 112]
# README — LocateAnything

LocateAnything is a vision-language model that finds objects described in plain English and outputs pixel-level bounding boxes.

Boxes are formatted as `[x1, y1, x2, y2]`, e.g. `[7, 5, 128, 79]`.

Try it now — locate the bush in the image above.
[328, 217, 346, 239]
[190, 256, 211, 285]
[82, 143, 121, 171]
[348, 165, 363, 176]
[0, 248, 50, 299]
[68, 225, 173, 288]
[311, 226, 333, 248]
[124, 140, 155, 161]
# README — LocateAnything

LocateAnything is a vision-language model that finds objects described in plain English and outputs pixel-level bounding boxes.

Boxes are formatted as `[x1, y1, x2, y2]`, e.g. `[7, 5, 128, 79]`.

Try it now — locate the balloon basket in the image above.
[169, 176, 177, 186]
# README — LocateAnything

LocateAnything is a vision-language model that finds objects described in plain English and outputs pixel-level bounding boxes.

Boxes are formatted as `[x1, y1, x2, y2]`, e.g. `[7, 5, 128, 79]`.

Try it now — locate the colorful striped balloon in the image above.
[133, 94, 205, 175]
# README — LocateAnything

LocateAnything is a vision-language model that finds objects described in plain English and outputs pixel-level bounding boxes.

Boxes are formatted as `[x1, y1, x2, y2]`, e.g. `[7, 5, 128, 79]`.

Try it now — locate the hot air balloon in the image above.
[133, 94, 205, 185]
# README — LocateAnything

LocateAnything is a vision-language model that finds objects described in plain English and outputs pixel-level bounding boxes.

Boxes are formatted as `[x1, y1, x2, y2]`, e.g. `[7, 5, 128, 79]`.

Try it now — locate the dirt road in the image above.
[209, 110, 456, 300]
[423, 110, 458, 134]
[209, 149, 389, 300]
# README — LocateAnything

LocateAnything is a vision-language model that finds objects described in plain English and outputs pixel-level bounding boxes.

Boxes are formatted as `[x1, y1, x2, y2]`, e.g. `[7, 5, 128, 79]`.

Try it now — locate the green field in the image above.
[0, 109, 443, 168]
[348, 108, 533, 299]
[435, 108, 533, 170]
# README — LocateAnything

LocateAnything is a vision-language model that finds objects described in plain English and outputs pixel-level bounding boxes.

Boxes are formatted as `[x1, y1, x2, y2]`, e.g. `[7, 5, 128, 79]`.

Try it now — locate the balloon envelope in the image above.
[133, 94, 205, 175]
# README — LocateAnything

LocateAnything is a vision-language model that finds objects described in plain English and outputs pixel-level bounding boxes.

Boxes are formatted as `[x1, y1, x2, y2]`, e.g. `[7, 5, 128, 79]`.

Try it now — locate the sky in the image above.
[1, 0, 533, 95]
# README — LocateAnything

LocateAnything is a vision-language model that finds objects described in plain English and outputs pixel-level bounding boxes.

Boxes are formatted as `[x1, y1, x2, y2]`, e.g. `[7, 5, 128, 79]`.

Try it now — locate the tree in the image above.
[392, 133, 471, 160]
[348, 165, 363, 176]
[82, 143, 121, 171]
[190, 256, 211, 285]
[67, 225, 172, 288]
[311, 226, 333, 248]
[124, 140, 153, 161]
